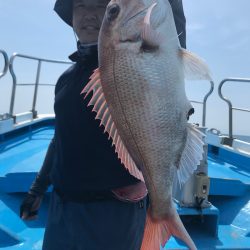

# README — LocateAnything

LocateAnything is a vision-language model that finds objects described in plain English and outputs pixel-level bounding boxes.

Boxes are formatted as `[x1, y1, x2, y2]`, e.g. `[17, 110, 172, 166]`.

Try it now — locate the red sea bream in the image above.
[82, 0, 212, 249]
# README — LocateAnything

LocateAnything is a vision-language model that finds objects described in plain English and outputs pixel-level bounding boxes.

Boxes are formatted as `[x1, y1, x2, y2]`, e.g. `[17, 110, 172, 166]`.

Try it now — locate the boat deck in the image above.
[0, 120, 250, 249]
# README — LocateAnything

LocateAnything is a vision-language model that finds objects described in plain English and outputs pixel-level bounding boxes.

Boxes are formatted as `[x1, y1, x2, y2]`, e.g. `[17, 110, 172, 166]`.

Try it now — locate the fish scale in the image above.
[100, 45, 193, 239]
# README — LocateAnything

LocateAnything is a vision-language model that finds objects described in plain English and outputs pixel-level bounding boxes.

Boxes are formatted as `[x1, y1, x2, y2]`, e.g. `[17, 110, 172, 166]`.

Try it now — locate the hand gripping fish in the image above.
[82, 0, 212, 249]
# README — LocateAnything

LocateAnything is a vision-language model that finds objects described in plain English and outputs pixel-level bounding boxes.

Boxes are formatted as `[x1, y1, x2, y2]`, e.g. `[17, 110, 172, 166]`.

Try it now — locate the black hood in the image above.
[54, 0, 73, 26]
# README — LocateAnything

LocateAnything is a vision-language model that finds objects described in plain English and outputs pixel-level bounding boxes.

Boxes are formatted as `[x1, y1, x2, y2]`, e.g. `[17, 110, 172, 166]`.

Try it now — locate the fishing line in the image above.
[73, 29, 78, 47]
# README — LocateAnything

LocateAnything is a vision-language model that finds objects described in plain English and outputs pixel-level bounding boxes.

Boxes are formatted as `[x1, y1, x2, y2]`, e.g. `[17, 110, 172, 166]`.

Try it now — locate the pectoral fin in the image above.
[177, 124, 205, 186]
[180, 48, 212, 81]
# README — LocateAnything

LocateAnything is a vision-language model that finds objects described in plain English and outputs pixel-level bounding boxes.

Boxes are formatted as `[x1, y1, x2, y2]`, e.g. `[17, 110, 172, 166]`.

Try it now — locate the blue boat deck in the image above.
[0, 120, 250, 249]
[0, 123, 54, 193]
[209, 150, 250, 197]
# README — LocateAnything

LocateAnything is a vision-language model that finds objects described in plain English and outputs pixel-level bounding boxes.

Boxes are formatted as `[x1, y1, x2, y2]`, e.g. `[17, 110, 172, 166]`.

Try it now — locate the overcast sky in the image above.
[0, 0, 250, 136]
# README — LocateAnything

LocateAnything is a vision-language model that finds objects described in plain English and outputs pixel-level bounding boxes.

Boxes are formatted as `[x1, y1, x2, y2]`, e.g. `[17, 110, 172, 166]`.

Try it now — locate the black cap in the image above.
[54, 0, 73, 27]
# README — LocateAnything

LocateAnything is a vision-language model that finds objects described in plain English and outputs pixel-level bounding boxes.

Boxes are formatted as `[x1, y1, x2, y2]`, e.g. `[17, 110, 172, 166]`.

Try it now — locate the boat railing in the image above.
[190, 80, 214, 127]
[218, 77, 250, 146]
[4, 51, 214, 127]
[9, 53, 73, 121]
[0, 49, 9, 80]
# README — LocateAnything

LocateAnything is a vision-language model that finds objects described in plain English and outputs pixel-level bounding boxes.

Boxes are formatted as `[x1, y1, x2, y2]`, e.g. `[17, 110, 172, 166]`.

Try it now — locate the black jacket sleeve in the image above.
[29, 138, 55, 196]
[169, 0, 186, 48]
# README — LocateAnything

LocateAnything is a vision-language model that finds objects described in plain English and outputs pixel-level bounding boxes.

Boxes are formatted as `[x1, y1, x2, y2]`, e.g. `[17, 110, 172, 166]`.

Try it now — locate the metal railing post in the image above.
[9, 53, 18, 117]
[8, 53, 73, 122]
[31, 60, 42, 118]
[218, 78, 250, 146]
[190, 80, 214, 127]
[0, 50, 9, 79]
[202, 80, 214, 127]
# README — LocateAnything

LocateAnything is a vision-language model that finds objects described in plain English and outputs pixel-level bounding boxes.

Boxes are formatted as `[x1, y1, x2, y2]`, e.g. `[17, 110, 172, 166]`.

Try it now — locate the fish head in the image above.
[99, 0, 178, 53]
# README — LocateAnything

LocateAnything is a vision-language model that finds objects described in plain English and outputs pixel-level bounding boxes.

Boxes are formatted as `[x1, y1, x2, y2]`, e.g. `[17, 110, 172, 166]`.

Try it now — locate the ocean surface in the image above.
[235, 135, 250, 143]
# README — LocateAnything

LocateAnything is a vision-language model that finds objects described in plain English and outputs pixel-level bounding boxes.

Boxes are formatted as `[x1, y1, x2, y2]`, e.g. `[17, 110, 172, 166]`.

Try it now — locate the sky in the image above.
[0, 0, 250, 136]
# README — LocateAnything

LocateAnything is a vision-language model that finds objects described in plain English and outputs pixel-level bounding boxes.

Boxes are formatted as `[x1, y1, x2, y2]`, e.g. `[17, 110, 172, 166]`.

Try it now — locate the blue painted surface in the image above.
[0, 120, 250, 249]
[0, 126, 54, 193]
[208, 145, 250, 171]
[0, 193, 49, 250]
[208, 148, 250, 196]
[177, 204, 219, 237]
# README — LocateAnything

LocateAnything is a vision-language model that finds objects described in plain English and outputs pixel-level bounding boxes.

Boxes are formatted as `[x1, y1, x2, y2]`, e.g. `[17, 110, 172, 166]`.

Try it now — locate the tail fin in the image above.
[141, 209, 197, 250]
[140, 211, 170, 250]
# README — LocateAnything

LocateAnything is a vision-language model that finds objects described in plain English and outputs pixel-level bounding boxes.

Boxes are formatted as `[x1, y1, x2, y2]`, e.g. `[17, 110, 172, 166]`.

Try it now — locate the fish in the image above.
[81, 0, 212, 249]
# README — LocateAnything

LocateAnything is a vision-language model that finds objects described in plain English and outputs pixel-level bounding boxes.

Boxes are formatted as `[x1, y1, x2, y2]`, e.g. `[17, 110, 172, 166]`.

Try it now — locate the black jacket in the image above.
[45, 45, 139, 198]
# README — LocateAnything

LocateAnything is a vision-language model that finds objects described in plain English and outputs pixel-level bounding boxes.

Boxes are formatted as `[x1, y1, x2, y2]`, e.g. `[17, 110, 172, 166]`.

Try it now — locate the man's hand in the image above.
[20, 193, 43, 220]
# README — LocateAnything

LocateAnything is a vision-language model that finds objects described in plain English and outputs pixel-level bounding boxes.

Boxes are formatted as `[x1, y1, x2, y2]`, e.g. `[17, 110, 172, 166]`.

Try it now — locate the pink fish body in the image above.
[82, 0, 212, 249]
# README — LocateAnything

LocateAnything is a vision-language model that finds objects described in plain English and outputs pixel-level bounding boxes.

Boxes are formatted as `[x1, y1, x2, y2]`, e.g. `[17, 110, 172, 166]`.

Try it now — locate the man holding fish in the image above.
[20, 0, 210, 249]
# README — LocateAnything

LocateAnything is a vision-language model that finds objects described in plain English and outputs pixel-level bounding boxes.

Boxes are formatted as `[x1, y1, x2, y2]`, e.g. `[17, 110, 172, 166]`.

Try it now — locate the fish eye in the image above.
[107, 4, 120, 21]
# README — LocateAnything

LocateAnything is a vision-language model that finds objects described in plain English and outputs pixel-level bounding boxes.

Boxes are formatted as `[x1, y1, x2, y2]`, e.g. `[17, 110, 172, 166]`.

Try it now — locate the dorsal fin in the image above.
[81, 68, 144, 182]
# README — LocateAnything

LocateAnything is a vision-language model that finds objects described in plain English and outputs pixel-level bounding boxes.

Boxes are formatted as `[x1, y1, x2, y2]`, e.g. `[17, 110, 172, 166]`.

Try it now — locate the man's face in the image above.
[72, 0, 109, 44]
